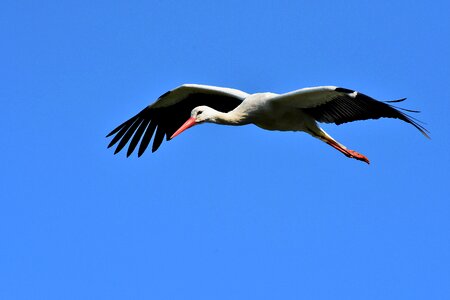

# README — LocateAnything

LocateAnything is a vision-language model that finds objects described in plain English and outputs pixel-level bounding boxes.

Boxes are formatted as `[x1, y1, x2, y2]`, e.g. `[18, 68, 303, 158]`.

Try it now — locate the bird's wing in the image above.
[106, 84, 249, 156]
[270, 86, 429, 137]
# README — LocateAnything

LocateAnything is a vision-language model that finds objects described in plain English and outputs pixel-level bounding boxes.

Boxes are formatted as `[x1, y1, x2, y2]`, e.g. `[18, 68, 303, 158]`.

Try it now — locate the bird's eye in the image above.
[197, 111, 203, 115]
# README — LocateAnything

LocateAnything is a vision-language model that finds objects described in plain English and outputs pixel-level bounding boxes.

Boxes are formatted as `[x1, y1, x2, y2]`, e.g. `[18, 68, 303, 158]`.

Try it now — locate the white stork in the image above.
[106, 84, 429, 164]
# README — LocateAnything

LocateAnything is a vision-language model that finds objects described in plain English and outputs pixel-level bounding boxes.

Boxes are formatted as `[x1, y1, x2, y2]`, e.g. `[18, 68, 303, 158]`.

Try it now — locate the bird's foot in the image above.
[324, 139, 370, 164]
[346, 149, 370, 164]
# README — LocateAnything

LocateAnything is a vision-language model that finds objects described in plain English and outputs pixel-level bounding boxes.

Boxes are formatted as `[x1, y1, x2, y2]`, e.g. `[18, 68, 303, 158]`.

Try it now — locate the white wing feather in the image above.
[269, 86, 340, 108]
[150, 84, 249, 109]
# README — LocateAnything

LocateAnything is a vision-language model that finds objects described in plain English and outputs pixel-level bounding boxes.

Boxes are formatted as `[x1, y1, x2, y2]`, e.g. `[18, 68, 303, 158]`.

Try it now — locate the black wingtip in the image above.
[107, 137, 120, 149]
[418, 128, 431, 139]
[399, 108, 420, 113]
[385, 99, 430, 138]
[398, 110, 431, 139]
[137, 146, 147, 157]
[385, 98, 407, 103]
[106, 119, 131, 138]
[412, 123, 430, 139]
[106, 126, 121, 138]
[107, 107, 153, 156]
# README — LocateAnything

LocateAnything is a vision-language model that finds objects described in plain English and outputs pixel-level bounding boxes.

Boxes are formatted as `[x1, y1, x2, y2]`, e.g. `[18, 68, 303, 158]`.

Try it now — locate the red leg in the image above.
[325, 140, 370, 164]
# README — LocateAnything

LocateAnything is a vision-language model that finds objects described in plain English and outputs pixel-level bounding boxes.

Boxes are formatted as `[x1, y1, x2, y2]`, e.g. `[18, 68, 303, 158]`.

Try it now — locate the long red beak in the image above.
[170, 117, 197, 139]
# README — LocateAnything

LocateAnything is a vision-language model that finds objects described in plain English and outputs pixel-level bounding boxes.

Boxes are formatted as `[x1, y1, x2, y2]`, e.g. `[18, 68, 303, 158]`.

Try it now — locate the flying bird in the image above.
[106, 84, 429, 164]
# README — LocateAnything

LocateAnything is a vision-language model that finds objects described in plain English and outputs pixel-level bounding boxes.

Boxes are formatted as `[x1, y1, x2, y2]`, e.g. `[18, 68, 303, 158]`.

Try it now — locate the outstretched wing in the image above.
[271, 86, 429, 137]
[106, 84, 248, 157]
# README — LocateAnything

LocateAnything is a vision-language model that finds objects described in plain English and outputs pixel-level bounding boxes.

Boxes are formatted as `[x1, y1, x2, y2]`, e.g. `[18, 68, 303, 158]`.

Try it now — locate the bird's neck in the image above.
[209, 110, 249, 125]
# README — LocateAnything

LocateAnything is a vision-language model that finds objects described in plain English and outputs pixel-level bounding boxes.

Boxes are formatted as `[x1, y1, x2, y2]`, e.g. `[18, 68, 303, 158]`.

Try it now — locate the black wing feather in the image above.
[114, 118, 143, 154]
[138, 119, 157, 157]
[302, 88, 429, 138]
[107, 117, 137, 149]
[152, 126, 166, 153]
[127, 118, 151, 157]
[107, 92, 243, 156]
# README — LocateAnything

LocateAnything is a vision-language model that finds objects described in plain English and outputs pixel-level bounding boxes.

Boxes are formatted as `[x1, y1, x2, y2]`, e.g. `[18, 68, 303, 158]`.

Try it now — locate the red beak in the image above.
[170, 117, 197, 139]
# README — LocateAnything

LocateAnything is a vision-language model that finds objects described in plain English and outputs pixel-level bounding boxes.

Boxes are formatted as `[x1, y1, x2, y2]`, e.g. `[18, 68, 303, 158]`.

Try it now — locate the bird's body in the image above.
[107, 84, 428, 164]
[241, 93, 315, 131]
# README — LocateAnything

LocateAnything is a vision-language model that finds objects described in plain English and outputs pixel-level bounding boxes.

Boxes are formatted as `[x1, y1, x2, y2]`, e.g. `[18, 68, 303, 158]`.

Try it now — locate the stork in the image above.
[106, 84, 429, 164]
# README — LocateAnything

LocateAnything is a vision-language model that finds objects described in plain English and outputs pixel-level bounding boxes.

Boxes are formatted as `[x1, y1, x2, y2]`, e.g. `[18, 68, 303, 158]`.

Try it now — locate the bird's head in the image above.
[170, 106, 216, 139]
[191, 106, 217, 123]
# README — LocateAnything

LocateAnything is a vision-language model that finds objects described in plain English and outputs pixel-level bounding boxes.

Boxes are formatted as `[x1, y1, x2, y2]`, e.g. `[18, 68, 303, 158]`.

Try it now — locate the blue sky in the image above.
[1, 0, 450, 299]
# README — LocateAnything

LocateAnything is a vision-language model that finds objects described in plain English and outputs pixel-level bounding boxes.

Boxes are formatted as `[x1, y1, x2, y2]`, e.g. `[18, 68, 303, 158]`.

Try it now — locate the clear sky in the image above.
[1, 0, 450, 299]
